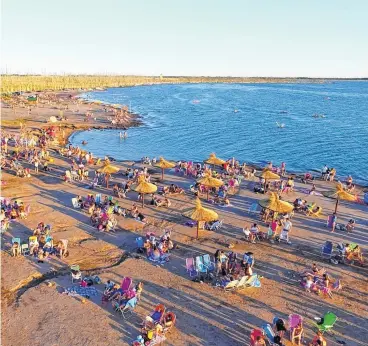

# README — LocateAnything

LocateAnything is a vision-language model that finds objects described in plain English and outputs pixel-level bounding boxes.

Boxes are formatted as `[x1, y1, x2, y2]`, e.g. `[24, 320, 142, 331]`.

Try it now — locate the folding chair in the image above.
[21, 243, 30, 255]
[185, 257, 198, 277]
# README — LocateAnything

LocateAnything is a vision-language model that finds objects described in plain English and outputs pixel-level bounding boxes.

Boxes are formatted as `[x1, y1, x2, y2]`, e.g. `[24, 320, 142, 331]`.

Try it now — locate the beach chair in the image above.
[250, 329, 263, 346]
[314, 312, 337, 333]
[289, 314, 303, 340]
[262, 323, 278, 345]
[71, 198, 80, 209]
[70, 264, 82, 283]
[12, 237, 21, 245]
[95, 193, 101, 205]
[21, 243, 30, 255]
[114, 296, 138, 319]
[136, 237, 144, 253]
[121, 277, 132, 292]
[247, 203, 260, 215]
[185, 257, 198, 277]
[321, 241, 333, 259]
[324, 279, 342, 298]
[309, 207, 322, 218]
[195, 255, 208, 275]
[326, 215, 335, 229]
[202, 254, 215, 272]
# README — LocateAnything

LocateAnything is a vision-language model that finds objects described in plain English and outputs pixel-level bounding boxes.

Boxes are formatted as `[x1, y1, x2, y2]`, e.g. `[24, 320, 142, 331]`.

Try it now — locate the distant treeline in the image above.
[1, 74, 367, 93]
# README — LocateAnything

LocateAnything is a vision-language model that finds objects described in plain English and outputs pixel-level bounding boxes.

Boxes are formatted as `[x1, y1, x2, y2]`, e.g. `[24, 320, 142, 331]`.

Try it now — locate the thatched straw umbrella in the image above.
[183, 198, 219, 239]
[259, 192, 294, 216]
[155, 156, 176, 180]
[256, 168, 280, 191]
[131, 175, 158, 208]
[204, 153, 226, 168]
[322, 182, 357, 214]
[97, 161, 119, 188]
[197, 171, 224, 200]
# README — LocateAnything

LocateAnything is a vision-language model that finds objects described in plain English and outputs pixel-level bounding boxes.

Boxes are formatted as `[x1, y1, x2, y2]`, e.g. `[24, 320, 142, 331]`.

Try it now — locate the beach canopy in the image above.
[258, 169, 280, 180]
[204, 153, 226, 166]
[97, 163, 120, 174]
[97, 161, 119, 187]
[322, 181, 357, 213]
[183, 198, 218, 238]
[131, 175, 158, 207]
[258, 192, 294, 213]
[197, 171, 224, 200]
[155, 156, 176, 179]
[197, 172, 224, 188]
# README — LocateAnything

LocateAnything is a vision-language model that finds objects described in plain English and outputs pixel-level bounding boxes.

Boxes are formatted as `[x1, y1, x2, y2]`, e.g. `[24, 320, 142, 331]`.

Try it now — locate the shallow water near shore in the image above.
[71, 82, 368, 184]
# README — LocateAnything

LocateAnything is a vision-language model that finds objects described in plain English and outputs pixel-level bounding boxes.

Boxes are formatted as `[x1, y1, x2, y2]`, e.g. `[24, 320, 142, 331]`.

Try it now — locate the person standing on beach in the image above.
[281, 162, 286, 176]
[330, 212, 337, 232]
[282, 218, 292, 243]
[34, 159, 39, 173]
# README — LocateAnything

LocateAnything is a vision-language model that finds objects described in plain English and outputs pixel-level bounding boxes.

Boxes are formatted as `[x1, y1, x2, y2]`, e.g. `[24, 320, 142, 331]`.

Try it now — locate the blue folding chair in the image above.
[321, 241, 333, 259]
[203, 254, 215, 272]
[195, 256, 207, 275]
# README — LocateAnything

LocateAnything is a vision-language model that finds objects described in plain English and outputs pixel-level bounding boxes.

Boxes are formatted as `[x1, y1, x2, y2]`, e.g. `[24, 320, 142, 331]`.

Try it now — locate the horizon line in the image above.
[1, 73, 368, 80]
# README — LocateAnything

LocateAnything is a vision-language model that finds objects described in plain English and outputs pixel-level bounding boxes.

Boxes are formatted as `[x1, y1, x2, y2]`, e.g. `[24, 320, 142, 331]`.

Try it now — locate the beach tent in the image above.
[131, 175, 158, 207]
[155, 157, 176, 180]
[322, 182, 357, 213]
[197, 171, 224, 200]
[183, 198, 218, 239]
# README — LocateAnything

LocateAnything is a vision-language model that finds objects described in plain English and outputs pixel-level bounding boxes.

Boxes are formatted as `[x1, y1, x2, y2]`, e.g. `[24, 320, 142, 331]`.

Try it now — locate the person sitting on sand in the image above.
[131, 204, 139, 218]
[254, 335, 267, 346]
[300, 263, 325, 278]
[346, 244, 364, 264]
[136, 212, 147, 223]
[11, 241, 21, 257]
[309, 331, 327, 346]
[273, 318, 287, 339]
[29, 237, 39, 256]
[56, 239, 68, 258]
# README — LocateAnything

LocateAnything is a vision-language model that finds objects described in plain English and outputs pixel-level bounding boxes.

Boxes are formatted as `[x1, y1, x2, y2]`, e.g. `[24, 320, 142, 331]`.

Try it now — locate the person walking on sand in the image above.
[282, 218, 292, 243]
[34, 159, 39, 173]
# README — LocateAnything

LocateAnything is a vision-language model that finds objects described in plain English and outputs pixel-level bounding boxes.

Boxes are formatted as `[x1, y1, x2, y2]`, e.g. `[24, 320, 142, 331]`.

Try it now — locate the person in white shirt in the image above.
[281, 218, 292, 243]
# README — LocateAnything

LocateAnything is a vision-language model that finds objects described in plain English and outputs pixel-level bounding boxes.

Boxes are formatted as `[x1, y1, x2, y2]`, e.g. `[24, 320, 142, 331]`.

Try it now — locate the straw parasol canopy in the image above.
[131, 175, 158, 207]
[258, 169, 280, 180]
[97, 160, 120, 187]
[259, 192, 294, 214]
[197, 171, 224, 200]
[183, 198, 218, 238]
[322, 182, 357, 213]
[154, 156, 176, 180]
[204, 153, 226, 167]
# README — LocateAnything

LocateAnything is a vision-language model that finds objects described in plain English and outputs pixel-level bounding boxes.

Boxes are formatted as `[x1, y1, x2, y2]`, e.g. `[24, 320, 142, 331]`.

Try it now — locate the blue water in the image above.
[71, 82, 368, 184]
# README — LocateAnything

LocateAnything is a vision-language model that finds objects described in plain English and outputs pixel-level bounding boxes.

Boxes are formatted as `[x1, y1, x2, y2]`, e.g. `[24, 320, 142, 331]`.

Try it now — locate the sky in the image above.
[1, 0, 368, 77]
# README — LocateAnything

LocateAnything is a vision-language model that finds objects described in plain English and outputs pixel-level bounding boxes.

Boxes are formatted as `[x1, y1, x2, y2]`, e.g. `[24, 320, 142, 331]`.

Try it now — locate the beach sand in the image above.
[1, 92, 367, 346]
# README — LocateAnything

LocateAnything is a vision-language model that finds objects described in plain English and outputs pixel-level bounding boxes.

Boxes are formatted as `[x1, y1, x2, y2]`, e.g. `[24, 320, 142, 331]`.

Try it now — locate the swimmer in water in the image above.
[123, 131, 127, 138]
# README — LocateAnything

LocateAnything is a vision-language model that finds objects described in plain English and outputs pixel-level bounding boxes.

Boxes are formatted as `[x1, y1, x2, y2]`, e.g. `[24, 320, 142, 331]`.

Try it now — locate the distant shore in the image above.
[2, 75, 368, 94]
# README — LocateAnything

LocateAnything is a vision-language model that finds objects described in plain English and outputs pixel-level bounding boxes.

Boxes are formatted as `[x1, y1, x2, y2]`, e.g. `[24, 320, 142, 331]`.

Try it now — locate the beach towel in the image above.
[300, 188, 322, 196]
[65, 286, 98, 297]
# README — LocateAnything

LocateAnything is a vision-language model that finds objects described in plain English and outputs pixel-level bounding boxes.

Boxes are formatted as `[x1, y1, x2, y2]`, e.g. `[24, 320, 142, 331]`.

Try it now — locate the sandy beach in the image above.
[1, 91, 367, 346]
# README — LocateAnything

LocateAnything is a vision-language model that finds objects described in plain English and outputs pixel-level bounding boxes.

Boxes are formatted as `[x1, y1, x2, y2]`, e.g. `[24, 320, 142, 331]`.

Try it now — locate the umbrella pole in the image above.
[162, 168, 164, 180]
[334, 198, 339, 214]
[196, 222, 200, 239]
[142, 193, 145, 208]
[207, 190, 209, 201]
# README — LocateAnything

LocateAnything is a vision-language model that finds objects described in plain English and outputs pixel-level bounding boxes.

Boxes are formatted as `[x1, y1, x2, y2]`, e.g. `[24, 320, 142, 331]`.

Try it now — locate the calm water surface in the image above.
[71, 82, 368, 184]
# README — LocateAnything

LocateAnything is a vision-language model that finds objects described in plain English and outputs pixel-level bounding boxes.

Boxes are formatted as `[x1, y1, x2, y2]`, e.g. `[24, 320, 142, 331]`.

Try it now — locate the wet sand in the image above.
[1, 92, 367, 346]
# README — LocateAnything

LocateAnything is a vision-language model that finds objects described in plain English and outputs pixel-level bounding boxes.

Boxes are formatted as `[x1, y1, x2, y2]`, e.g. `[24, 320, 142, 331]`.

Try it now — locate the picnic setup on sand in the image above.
[1, 90, 367, 346]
